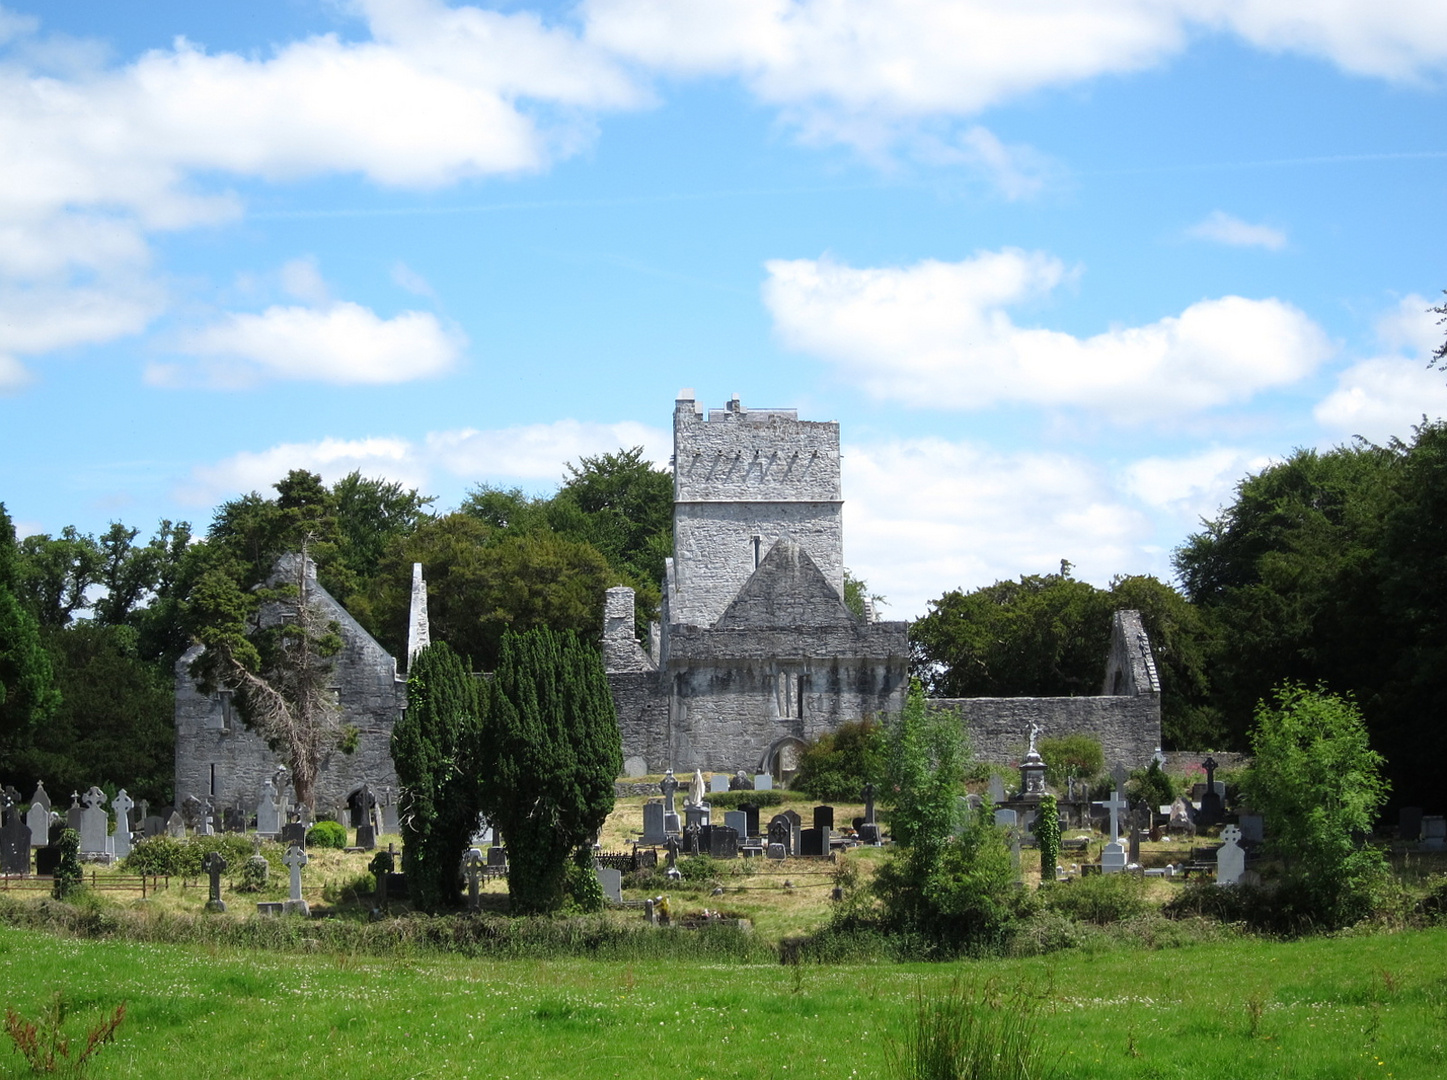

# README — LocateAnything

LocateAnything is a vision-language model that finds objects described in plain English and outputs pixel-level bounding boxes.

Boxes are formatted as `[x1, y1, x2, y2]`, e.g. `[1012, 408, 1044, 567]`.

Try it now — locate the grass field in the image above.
[1, 922, 1443, 1080]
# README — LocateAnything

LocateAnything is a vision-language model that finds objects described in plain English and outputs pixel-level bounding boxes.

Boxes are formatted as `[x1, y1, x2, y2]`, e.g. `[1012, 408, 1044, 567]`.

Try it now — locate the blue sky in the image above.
[2, 0, 1444, 617]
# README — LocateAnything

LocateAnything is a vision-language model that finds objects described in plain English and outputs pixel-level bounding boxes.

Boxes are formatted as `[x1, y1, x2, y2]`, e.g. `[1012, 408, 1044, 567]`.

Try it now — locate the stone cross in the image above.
[202, 851, 227, 912]
[284, 845, 308, 901]
[1097, 784, 1129, 844]
[464, 848, 485, 911]
[1202, 756, 1218, 789]
[111, 789, 135, 860]
[1216, 824, 1245, 886]
[861, 782, 876, 825]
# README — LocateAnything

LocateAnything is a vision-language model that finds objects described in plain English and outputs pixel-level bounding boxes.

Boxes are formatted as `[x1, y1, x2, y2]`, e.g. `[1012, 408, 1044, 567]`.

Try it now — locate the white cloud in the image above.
[764, 250, 1331, 420]
[586, 0, 1447, 155]
[842, 436, 1156, 617]
[427, 420, 671, 479]
[1186, 210, 1287, 250]
[1121, 447, 1275, 528]
[176, 419, 671, 507]
[0, 353, 34, 394]
[391, 262, 436, 299]
[0, 1, 643, 386]
[1314, 293, 1447, 443]
[279, 257, 332, 306]
[162, 301, 462, 387]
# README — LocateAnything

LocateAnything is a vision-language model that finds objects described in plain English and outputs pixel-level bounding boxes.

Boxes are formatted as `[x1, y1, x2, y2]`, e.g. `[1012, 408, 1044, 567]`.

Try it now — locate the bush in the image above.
[707, 790, 785, 809]
[793, 718, 885, 802]
[1038, 734, 1103, 789]
[1040, 873, 1148, 925]
[52, 829, 83, 901]
[123, 834, 264, 878]
[565, 860, 605, 914]
[307, 820, 347, 849]
[1129, 759, 1175, 811]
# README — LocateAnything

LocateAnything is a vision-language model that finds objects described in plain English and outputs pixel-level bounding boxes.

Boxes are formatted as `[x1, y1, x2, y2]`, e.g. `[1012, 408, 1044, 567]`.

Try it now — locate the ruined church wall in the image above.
[927, 695, 1162, 772]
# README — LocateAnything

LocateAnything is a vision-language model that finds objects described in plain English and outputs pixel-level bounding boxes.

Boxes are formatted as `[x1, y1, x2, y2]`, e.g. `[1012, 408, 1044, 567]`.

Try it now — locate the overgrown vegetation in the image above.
[4, 991, 125, 1078]
[887, 980, 1056, 1080]
[792, 717, 885, 801]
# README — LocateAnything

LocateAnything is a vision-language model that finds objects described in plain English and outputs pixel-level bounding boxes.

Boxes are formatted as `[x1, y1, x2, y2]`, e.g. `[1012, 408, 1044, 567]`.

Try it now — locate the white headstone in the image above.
[754, 773, 773, 791]
[110, 789, 134, 860]
[1215, 824, 1245, 886]
[283, 844, 310, 915]
[78, 786, 109, 856]
[596, 866, 623, 904]
[709, 774, 730, 794]
[25, 782, 50, 849]
[256, 779, 281, 835]
[1100, 840, 1128, 874]
[994, 808, 1017, 828]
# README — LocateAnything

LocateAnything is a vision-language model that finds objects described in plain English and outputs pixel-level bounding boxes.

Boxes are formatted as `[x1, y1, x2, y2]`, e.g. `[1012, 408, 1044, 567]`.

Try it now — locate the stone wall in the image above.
[927, 695, 1162, 772]
[174, 554, 405, 812]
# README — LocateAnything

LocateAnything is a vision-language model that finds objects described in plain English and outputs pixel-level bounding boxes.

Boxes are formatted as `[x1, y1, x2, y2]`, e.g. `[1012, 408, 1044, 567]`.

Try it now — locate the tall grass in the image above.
[888, 980, 1056, 1080]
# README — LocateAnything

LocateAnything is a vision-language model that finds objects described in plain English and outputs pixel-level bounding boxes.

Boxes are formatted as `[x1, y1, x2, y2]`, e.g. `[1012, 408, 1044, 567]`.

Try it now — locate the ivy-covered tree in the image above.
[393, 641, 482, 913]
[477, 627, 621, 915]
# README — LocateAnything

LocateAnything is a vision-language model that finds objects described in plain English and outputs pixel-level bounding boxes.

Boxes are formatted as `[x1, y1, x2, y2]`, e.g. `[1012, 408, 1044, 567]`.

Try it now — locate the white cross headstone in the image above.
[464, 848, 485, 911]
[283, 844, 309, 915]
[1216, 824, 1245, 886]
[110, 789, 134, 860]
[256, 779, 280, 836]
[25, 782, 50, 849]
[1097, 771, 1130, 874]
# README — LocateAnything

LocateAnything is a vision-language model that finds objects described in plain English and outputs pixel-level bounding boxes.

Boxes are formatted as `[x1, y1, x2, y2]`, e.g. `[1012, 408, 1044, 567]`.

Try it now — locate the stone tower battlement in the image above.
[669, 390, 844, 629]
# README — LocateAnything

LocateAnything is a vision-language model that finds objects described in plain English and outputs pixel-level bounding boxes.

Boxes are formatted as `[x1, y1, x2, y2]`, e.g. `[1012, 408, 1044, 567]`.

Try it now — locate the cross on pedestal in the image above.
[1096, 786, 1129, 844]
[464, 848, 484, 911]
[1202, 756, 1219, 789]
[284, 845, 308, 901]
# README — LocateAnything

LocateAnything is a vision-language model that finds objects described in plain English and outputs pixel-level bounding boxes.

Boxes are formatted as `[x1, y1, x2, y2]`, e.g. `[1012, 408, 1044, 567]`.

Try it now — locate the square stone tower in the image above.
[667, 391, 844, 628]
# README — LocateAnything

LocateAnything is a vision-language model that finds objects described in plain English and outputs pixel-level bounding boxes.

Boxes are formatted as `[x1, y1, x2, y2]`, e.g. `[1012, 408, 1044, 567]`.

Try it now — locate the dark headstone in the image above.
[767, 815, 792, 856]
[280, 822, 306, 848]
[800, 827, 825, 857]
[223, 807, 246, 833]
[1399, 807, 1424, 842]
[35, 846, 61, 876]
[486, 846, 507, 868]
[684, 823, 701, 856]
[143, 815, 166, 838]
[0, 817, 31, 874]
[708, 825, 739, 859]
[728, 770, 754, 791]
[48, 822, 65, 846]
[739, 803, 760, 838]
[202, 851, 227, 912]
[356, 825, 376, 851]
[813, 806, 834, 832]
[66, 793, 83, 832]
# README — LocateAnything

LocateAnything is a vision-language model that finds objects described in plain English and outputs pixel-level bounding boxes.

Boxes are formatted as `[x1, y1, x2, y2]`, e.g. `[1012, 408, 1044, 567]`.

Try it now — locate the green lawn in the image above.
[1, 923, 1443, 1079]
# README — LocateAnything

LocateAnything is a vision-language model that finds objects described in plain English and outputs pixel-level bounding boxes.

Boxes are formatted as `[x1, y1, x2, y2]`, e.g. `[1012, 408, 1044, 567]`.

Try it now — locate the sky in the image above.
[1, 0, 1444, 619]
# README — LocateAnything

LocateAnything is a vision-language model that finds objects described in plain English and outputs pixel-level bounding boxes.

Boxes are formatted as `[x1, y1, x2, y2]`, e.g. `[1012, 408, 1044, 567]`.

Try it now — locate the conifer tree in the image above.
[0, 503, 57, 760]
[393, 641, 482, 913]
[478, 627, 621, 915]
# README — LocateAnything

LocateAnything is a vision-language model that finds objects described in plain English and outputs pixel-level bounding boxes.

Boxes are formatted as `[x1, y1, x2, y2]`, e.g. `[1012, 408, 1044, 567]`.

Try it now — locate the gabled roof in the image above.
[713, 538, 857, 630]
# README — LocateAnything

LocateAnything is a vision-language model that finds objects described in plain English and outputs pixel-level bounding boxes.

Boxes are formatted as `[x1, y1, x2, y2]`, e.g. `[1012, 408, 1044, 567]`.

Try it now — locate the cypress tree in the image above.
[478, 627, 621, 915]
[393, 641, 481, 913]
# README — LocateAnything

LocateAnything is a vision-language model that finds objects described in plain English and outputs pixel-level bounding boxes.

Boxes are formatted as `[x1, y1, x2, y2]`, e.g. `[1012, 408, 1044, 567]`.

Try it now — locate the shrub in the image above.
[307, 820, 346, 849]
[237, 855, 269, 893]
[1041, 873, 1148, 925]
[1035, 793, 1059, 883]
[4, 991, 125, 1078]
[707, 790, 785, 809]
[1038, 734, 1103, 789]
[51, 829, 83, 901]
[122, 836, 197, 877]
[565, 860, 605, 914]
[1129, 759, 1175, 811]
[793, 718, 886, 802]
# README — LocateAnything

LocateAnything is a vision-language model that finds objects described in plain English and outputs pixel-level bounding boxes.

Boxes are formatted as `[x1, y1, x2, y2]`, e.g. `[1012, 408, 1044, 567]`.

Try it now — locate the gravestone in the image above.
[486, 846, 508, 868]
[709, 774, 730, 795]
[987, 774, 1006, 806]
[1195, 757, 1224, 827]
[25, 782, 50, 849]
[739, 803, 761, 838]
[729, 770, 754, 791]
[256, 779, 281, 836]
[0, 814, 30, 875]
[464, 848, 485, 911]
[280, 821, 306, 848]
[1168, 798, 1195, 836]
[596, 866, 623, 903]
[1215, 824, 1245, 886]
[1398, 807, 1424, 843]
[78, 787, 109, 857]
[1423, 816, 1447, 851]
[800, 827, 825, 857]
[202, 851, 227, 912]
[35, 841, 60, 877]
[684, 823, 701, 856]
[685, 805, 710, 829]
[813, 806, 835, 833]
[660, 770, 681, 835]
[66, 793, 83, 832]
[782, 809, 802, 854]
[356, 823, 376, 851]
[196, 799, 216, 837]
[380, 788, 400, 834]
[111, 789, 134, 860]
[471, 817, 494, 846]
[724, 810, 748, 839]
[754, 773, 773, 791]
[642, 800, 667, 845]
[144, 812, 166, 839]
[708, 825, 739, 859]
[1238, 814, 1264, 844]
[223, 806, 246, 833]
[283, 845, 309, 916]
[994, 808, 1018, 829]
[766, 843, 786, 860]
[1096, 771, 1129, 875]
[767, 815, 792, 856]
[664, 835, 679, 869]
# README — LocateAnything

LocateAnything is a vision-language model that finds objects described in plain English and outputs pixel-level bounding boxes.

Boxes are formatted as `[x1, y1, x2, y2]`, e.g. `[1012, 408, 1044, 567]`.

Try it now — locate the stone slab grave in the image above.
[256, 779, 281, 836]
[1423, 816, 1447, 851]
[66, 793, 83, 832]
[1194, 757, 1225, 828]
[987, 774, 1006, 806]
[642, 800, 668, 845]
[724, 810, 748, 839]
[25, 783, 50, 849]
[708, 825, 739, 859]
[800, 827, 827, 857]
[1215, 824, 1245, 886]
[78, 787, 110, 858]
[709, 774, 730, 795]
[754, 774, 773, 791]
[464, 849, 485, 911]
[596, 865, 623, 903]
[486, 846, 507, 868]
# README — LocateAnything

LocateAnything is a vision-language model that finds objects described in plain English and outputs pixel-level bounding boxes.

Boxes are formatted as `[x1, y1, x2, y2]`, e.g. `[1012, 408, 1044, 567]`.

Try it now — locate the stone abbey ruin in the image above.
[172, 391, 1161, 811]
